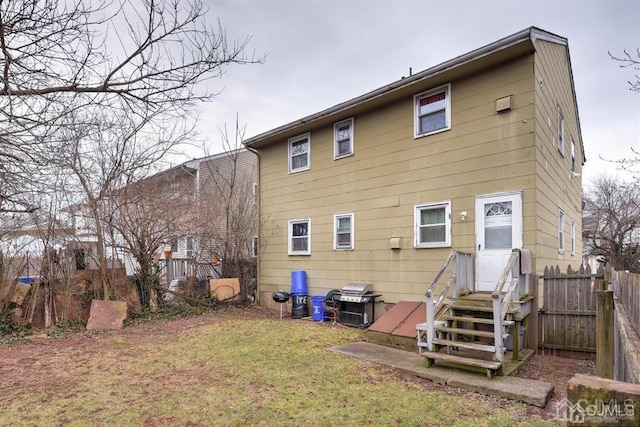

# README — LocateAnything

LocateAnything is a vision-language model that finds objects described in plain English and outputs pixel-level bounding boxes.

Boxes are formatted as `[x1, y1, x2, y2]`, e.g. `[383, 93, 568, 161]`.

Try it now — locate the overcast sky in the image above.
[184, 0, 640, 187]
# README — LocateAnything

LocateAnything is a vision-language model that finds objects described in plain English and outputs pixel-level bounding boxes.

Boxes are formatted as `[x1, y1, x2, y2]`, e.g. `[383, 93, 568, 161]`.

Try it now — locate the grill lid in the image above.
[341, 283, 373, 295]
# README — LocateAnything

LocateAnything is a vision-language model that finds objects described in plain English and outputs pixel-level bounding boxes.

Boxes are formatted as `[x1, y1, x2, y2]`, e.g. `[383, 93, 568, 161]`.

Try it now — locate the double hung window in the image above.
[558, 209, 565, 254]
[414, 84, 451, 137]
[557, 106, 565, 156]
[334, 118, 354, 159]
[414, 201, 451, 248]
[288, 133, 310, 173]
[334, 213, 354, 250]
[288, 219, 311, 255]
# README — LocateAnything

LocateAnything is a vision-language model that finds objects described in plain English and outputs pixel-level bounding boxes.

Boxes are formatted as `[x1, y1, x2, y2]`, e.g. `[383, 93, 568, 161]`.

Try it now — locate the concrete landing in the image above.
[330, 341, 553, 407]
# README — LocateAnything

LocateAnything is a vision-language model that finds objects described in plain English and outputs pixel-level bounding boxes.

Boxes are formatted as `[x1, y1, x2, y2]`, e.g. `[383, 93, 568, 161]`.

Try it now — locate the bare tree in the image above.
[610, 48, 640, 93]
[196, 121, 257, 299]
[608, 49, 640, 174]
[0, 0, 262, 213]
[583, 174, 640, 272]
[109, 165, 196, 310]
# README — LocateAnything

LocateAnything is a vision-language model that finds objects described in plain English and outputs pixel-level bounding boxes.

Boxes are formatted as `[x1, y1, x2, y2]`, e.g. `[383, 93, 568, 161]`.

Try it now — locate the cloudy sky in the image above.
[185, 0, 640, 187]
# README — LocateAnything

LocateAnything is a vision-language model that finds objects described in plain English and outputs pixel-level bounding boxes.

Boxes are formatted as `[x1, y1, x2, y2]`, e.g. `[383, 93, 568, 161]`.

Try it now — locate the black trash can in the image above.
[291, 293, 308, 318]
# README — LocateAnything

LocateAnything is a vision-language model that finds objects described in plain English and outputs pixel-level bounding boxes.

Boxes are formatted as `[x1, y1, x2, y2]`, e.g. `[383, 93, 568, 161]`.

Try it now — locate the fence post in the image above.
[596, 289, 614, 379]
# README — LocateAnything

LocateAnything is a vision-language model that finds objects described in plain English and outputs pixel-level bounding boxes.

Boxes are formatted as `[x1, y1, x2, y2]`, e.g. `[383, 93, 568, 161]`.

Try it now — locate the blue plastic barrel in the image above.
[311, 295, 326, 321]
[291, 270, 307, 295]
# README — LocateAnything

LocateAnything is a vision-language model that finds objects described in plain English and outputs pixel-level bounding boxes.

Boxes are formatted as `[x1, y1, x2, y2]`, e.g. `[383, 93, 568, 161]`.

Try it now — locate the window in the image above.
[558, 209, 565, 254]
[414, 84, 451, 137]
[252, 183, 258, 205]
[570, 219, 576, 256]
[288, 133, 310, 173]
[557, 105, 565, 156]
[334, 118, 354, 159]
[288, 218, 311, 255]
[252, 236, 258, 258]
[414, 201, 451, 248]
[334, 213, 354, 250]
[570, 137, 576, 173]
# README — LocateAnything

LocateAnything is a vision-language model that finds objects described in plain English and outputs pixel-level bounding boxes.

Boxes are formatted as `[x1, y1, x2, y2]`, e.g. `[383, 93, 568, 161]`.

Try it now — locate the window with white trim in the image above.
[334, 213, 354, 250]
[570, 219, 576, 256]
[557, 105, 565, 156]
[414, 84, 451, 137]
[288, 218, 311, 255]
[288, 133, 310, 173]
[252, 183, 258, 205]
[414, 201, 451, 248]
[334, 118, 354, 159]
[252, 236, 258, 258]
[558, 209, 565, 254]
[570, 137, 576, 173]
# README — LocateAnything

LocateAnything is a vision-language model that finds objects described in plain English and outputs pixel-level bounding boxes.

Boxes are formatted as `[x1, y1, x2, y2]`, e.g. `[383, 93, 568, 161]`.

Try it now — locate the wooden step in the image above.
[442, 315, 514, 326]
[435, 326, 505, 339]
[448, 304, 516, 314]
[422, 351, 501, 378]
[432, 337, 496, 353]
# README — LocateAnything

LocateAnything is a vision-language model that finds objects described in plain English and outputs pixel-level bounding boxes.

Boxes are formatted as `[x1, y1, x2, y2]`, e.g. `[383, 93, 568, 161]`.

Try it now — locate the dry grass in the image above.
[0, 309, 561, 426]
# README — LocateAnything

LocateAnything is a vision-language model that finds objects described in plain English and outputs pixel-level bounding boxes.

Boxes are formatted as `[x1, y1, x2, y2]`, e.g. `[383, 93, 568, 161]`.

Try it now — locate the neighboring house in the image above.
[245, 27, 585, 314]
[117, 149, 258, 281]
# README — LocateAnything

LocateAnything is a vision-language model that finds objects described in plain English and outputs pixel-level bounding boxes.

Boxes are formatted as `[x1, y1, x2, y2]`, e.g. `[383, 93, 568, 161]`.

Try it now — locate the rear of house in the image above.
[246, 27, 584, 318]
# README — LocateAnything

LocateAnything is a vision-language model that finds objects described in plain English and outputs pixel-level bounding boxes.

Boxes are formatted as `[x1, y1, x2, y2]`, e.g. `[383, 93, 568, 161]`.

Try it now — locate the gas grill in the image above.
[336, 284, 380, 328]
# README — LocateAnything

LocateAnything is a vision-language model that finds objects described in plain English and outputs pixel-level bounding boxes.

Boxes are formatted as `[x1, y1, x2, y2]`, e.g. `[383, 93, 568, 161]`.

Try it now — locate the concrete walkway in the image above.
[330, 341, 553, 407]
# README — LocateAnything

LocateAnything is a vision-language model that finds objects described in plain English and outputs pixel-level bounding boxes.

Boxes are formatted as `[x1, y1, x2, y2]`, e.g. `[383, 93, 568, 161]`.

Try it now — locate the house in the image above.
[245, 27, 584, 373]
[116, 149, 258, 287]
[245, 26, 584, 308]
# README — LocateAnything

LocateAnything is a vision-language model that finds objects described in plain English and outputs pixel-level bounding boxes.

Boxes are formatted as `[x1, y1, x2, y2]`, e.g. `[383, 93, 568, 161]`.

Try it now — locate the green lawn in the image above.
[0, 312, 560, 426]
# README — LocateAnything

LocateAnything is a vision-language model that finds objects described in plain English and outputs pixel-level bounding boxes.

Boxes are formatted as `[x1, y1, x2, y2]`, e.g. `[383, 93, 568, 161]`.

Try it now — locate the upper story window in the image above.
[334, 118, 354, 159]
[414, 201, 451, 248]
[334, 212, 354, 250]
[252, 183, 258, 205]
[570, 137, 576, 173]
[557, 105, 565, 156]
[558, 209, 565, 254]
[288, 218, 311, 255]
[288, 133, 310, 173]
[414, 84, 451, 138]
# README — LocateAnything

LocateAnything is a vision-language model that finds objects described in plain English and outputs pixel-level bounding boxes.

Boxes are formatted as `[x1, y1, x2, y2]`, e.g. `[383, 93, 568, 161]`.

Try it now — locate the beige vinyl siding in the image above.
[533, 40, 583, 272]
[258, 54, 542, 303]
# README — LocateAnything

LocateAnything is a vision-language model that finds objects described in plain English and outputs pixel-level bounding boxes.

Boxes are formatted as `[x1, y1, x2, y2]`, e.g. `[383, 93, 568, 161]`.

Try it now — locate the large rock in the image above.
[86, 300, 127, 330]
[11, 282, 31, 306]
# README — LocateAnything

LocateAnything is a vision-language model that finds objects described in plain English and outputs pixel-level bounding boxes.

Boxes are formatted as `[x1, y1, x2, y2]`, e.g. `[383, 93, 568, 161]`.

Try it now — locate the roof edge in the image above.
[245, 26, 566, 148]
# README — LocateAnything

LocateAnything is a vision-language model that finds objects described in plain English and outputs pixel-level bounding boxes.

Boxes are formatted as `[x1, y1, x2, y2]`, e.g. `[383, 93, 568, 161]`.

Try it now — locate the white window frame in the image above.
[288, 218, 311, 255]
[558, 209, 565, 254]
[252, 183, 258, 205]
[414, 83, 451, 138]
[334, 118, 354, 159]
[252, 235, 258, 258]
[414, 201, 452, 248]
[288, 133, 310, 173]
[570, 136, 576, 173]
[557, 105, 565, 156]
[570, 219, 576, 256]
[333, 212, 354, 250]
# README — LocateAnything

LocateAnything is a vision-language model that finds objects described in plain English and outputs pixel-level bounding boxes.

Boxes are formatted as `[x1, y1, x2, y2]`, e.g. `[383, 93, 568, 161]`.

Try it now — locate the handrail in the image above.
[491, 248, 520, 364]
[424, 250, 473, 352]
[425, 251, 456, 298]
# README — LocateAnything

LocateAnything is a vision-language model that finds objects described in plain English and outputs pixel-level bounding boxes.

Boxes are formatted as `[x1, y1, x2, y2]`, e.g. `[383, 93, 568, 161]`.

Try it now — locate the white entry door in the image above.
[475, 192, 523, 291]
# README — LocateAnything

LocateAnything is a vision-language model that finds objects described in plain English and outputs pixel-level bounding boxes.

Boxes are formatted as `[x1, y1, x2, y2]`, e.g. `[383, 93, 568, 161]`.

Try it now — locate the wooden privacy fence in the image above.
[612, 270, 640, 337]
[538, 264, 604, 356]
